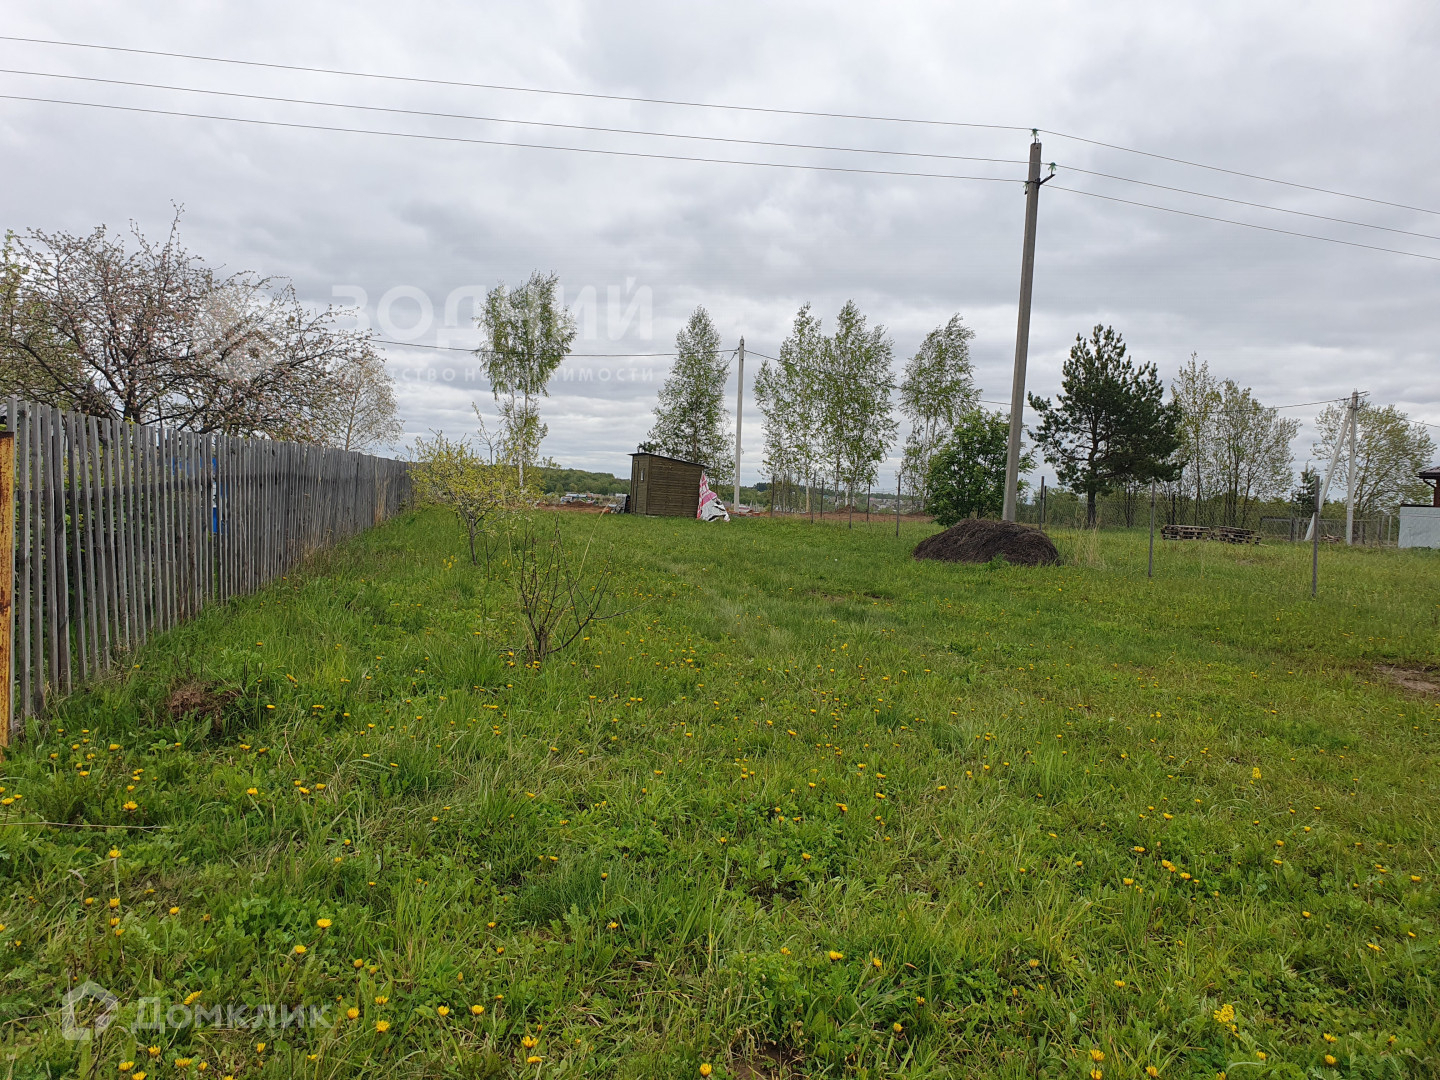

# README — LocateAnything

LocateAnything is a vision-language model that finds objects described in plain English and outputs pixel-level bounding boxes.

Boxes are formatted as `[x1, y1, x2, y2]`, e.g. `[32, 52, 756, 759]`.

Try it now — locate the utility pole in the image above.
[1306, 390, 1361, 542]
[1002, 136, 1046, 522]
[733, 338, 745, 511]
[1311, 473, 1321, 598]
[1344, 389, 1358, 545]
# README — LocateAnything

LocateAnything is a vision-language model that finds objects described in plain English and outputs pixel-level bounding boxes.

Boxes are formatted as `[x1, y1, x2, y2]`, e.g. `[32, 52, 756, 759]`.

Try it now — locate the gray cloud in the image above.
[1, 0, 1436, 482]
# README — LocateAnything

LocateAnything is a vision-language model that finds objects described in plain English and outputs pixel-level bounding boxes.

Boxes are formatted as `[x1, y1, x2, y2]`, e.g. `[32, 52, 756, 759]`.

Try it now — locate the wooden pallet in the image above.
[1160, 524, 1260, 545]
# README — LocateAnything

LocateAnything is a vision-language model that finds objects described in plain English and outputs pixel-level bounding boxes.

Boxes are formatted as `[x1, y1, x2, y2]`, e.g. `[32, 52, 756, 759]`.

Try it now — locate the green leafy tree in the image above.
[645, 306, 732, 480]
[1210, 380, 1297, 527]
[1314, 400, 1435, 514]
[925, 408, 1032, 526]
[824, 300, 897, 523]
[476, 271, 576, 487]
[1028, 325, 1180, 527]
[756, 303, 825, 512]
[899, 314, 978, 506]
[411, 431, 528, 566]
[1171, 352, 1221, 522]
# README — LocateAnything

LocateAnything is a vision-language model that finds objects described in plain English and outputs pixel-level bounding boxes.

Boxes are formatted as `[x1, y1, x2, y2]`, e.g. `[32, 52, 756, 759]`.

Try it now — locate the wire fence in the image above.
[1, 398, 410, 735]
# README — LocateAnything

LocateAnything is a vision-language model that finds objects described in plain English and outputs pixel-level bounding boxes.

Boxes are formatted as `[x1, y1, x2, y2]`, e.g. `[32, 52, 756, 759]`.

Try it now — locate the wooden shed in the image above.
[628, 451, 704, 517]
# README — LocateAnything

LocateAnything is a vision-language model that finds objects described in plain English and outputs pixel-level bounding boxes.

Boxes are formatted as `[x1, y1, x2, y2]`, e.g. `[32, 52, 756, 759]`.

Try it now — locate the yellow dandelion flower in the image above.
[316, 918, 332, 929]
[700, 1066, 713, 1078]
[436, 1006, 450, 1017]
[828, 950, 844, 961]
[346, 1008, 359, 1020]
[375, 1020, 390, 1033]
[470, 1004, 485, 1015]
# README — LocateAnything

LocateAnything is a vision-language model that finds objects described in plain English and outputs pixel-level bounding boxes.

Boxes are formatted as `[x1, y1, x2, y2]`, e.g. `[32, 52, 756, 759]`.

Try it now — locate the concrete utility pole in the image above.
[733, 337, 745, 511]
[1002, 137, 1046, 522]
[1305, 391, 1361, 543]
[1345, 389, 1358, 545]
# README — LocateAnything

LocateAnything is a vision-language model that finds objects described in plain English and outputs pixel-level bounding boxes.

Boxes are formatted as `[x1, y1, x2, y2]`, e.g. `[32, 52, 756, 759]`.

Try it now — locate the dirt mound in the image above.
[912, 519, 1059, 567]
[165, 678, 239, 736]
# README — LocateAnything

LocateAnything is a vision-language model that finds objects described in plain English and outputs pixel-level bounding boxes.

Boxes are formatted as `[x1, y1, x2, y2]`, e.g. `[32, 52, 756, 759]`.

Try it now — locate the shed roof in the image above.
[1419, 463, 1440, 480]
[630, 451, 705, 467]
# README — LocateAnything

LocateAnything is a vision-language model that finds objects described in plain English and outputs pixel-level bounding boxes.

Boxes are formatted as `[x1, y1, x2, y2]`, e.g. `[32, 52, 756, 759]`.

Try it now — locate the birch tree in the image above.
[765, 303, 826, 512]
[1171, 353, 1221, 522]
[315, 351, 404, 452]
[645, 306, 732, 479]
[899, 314, 978, 506]
[825, 300, 897, 522]
[1210, 380, 1297, 527]
[476, 271, 576, 487]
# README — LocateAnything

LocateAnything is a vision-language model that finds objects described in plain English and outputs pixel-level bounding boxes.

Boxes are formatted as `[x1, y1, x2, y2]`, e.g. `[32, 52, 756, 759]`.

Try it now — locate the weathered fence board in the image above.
[0, 400, 411, 738]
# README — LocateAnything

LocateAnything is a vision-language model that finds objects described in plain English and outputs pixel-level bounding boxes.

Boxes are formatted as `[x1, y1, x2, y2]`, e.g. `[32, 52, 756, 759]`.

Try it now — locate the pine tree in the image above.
[645, 306, 732, 480]
[1028, 325, 1180, 527]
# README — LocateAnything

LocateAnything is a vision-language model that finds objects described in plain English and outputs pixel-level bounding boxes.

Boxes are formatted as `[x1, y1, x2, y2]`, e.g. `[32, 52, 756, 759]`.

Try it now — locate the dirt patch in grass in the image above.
[1375, 665, 1440, 698]
[913, 519, 1059, 567]
[165, 678, 240, 735]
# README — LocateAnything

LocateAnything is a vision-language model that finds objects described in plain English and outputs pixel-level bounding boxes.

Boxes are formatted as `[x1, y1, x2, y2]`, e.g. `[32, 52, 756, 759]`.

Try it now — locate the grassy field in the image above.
[2, 510, 1437, 1079]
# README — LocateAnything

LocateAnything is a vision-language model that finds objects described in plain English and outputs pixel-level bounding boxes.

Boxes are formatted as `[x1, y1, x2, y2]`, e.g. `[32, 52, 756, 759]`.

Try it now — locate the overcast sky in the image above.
[2, 1, 1437, 485]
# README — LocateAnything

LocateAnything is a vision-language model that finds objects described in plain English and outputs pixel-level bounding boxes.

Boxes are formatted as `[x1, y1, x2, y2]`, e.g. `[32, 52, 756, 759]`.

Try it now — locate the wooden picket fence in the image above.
[0, 398, 411, 739]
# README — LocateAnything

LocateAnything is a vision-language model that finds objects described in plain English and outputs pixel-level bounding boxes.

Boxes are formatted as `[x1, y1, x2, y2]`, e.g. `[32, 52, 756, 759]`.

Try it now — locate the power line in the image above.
[5, 96, 1437, 263]
[0, 67, 1031, 170]
[0, 93, 1024, 186]
[14, 67, 1436, 247]
[1274, 397, 1349, 410]
[1043, 128, 1440, 219]
[5, 34, 1434, 219]
[1048, 184, 1440, 264]
[1058, 165, 1440, 244]
[0, 34, 1030, 135]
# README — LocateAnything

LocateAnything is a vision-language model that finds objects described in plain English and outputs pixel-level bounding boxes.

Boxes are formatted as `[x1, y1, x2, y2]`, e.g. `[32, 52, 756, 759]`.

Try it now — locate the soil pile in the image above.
[912, 519, 1059, 567]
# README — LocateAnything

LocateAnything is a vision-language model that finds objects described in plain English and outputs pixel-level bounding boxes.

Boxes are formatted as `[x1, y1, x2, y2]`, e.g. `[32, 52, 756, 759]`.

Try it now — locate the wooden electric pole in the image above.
[1002, 137, 1046, 522]
[733, 338, 745, 511]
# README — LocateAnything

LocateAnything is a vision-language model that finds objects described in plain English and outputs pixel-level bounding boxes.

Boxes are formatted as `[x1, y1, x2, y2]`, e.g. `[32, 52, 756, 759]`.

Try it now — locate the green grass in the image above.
[2, 511, 1438, 1079]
